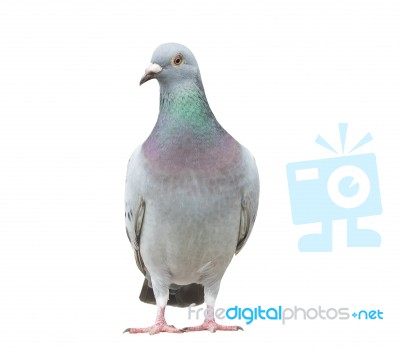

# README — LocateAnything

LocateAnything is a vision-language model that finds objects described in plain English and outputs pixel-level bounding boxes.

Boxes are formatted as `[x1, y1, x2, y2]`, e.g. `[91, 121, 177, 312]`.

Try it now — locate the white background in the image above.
[1, 0, 400, 349]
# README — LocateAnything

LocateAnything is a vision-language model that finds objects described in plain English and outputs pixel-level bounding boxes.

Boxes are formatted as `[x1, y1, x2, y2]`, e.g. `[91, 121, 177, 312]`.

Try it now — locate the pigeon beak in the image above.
[139, 63, 163, 85]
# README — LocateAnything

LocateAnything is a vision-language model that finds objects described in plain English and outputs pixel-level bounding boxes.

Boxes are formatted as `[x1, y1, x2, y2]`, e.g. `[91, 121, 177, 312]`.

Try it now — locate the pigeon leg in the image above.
[124, 281, 182, 335]
[182, 305, 243, 332]
[182, 283, 243, 332]
[123, 306, 181, 335]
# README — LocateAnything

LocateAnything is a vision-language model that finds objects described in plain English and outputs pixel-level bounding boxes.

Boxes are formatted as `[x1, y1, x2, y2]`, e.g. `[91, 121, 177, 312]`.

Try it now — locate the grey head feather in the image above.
[143, 43, 206, 92]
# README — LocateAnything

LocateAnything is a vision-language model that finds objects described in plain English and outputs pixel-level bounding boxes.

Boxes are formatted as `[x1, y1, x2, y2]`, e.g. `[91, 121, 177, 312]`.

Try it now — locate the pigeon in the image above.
[123, 43, 259, 334]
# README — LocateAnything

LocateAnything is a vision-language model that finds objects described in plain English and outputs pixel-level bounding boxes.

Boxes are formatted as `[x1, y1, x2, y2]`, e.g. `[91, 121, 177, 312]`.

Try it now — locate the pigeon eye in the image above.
[172, 54, 184, 67]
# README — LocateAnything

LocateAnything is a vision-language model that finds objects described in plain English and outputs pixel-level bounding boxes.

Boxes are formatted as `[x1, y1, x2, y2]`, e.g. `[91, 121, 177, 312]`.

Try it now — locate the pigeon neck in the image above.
[143, 81, 239, 172]
[158, 81, 215, 131]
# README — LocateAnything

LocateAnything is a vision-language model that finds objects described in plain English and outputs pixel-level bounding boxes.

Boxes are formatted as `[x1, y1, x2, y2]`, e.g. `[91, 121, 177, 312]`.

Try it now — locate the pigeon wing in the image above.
[236, 148, 260, 254]
[125, 148, 147, 276]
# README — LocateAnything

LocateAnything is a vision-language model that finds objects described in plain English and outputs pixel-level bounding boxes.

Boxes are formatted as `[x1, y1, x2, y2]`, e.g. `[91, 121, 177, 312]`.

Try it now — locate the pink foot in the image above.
[182, 319, 243, 333]
[124, 322, 182, 335]
[124, 307, 182, 335]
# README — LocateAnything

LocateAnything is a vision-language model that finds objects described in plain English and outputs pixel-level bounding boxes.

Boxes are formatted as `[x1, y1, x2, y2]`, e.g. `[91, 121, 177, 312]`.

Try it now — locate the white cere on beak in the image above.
[145, 63, 163, 75]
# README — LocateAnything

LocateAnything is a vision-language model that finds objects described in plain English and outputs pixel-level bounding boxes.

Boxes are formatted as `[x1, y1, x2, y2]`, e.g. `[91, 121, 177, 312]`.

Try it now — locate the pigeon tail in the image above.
[139, 279, 204, 308]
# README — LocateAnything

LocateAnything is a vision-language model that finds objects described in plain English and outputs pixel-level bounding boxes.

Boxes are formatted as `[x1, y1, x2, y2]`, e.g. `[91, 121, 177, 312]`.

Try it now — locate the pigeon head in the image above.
[139, 43, 202, 89]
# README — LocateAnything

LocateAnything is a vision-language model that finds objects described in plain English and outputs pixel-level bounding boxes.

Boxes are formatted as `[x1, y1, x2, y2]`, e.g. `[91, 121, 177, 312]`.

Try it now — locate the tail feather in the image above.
[139, 279, 204, 307]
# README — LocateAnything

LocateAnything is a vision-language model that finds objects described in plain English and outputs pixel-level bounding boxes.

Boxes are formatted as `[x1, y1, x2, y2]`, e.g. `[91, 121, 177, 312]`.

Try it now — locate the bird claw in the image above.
[123, 323, 183, 335]
[181, 320, 244, 332]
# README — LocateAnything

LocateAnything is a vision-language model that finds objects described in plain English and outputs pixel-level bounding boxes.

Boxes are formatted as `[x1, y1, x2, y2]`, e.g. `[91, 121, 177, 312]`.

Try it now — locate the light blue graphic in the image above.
[287, 123, 382, 252]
